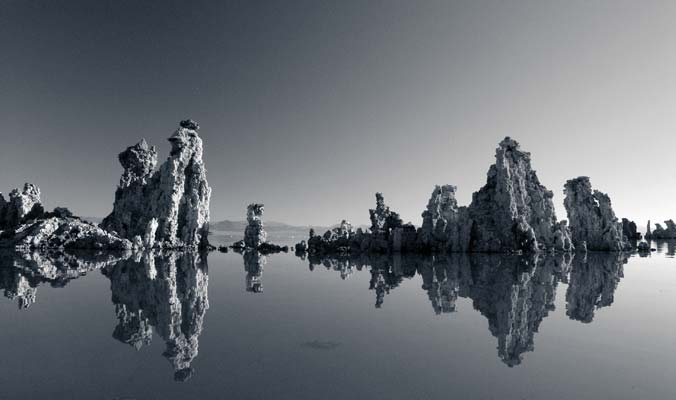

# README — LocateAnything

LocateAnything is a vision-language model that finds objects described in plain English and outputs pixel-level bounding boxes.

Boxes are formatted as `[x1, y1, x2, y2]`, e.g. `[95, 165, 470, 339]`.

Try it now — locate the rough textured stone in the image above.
[563, 177, 629, 251]
[3, 217, 132, 250]
[621, 218, 641, 240]
[101, 121, 211, 249]
[244, 203, 267, 248]
[0, 183, 43, 230]
[463, 137, 572, 253]
[637, 241, 651, 252]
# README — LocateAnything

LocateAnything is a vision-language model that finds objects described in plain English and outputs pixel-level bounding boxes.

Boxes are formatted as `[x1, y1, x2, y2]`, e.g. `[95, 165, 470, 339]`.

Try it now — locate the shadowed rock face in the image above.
[564, 177, 629, 251]
[101, 120, 211, 249]
[621, 218, 641, 240]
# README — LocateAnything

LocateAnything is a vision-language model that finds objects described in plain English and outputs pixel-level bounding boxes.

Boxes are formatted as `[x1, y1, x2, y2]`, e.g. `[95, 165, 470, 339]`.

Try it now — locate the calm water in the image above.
[1, 240, 675, 400]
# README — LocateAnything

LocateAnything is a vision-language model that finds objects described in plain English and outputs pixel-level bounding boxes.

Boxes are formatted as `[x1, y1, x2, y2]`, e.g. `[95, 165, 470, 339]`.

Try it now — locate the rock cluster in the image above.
[621, 218, 641, 240]
[298, 137, 575, 255]
[101, 120, 211, 249]
[0, 183, 133, 251]
[563, 177, 630, 251]
[646, 220, 676, 239]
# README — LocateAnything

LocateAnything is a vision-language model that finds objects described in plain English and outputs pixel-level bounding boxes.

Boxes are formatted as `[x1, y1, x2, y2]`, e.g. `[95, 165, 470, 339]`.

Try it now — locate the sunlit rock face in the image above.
[103, 251, 209, 381]
[101, 120, 211, 249]
[565, 252, 626, 323]
[563, 177, 629, 251]
[244, 203, 267, 248]
[9, 217, 132, 250]
[0, 183, 43, 231]
[465, 137, 573, 253]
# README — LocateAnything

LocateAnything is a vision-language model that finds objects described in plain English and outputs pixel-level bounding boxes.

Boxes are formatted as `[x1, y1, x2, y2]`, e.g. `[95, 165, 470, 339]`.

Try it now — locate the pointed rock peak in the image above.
[137, 138, 150, 150]
[499, 136, 520, 149]
[179, 119, 199, 131]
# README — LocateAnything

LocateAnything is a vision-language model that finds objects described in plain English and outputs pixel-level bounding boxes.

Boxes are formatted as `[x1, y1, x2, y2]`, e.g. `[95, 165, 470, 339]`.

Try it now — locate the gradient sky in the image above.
[1, 0, 676, 227]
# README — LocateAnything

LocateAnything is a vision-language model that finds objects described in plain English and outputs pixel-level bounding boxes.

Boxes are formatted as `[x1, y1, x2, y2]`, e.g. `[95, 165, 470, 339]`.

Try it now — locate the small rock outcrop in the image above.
[563, 177, 629, 251]
[101, 120, 211, 249]
[0, 183, 43, 231]
[647, 220, 676, 239]
[232, 203, 287, 254]
[621, 218, 641, 240]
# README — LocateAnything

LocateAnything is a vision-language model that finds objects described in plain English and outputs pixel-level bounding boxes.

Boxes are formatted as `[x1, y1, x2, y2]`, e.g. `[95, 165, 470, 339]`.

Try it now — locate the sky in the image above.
[1, 0, 676, 227]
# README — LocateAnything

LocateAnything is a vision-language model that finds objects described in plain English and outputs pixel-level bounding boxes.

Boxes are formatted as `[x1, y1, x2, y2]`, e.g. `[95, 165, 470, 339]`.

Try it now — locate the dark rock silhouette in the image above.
[564, 177, 630, 251]
[621, 218, 641, 241]
[646, 220, 676, 239]
[101, 120, 211, 249]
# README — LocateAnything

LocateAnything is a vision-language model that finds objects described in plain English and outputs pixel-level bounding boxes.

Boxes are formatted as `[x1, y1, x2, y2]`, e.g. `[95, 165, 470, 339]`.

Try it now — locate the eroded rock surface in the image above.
[101, 120, 211, 249]
[0, 183, 43, 231]
[466, 137, 573, 253]
[244, 203, 267, 248]
[563, 177, 629, 251]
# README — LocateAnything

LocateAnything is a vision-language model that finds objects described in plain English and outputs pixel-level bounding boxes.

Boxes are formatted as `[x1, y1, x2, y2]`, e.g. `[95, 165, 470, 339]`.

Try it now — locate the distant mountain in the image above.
[210, 220, 326, 234]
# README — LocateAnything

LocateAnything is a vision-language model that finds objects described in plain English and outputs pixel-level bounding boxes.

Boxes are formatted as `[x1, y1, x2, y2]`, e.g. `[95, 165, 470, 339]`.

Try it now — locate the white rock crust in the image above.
[101, 120, 211, 249]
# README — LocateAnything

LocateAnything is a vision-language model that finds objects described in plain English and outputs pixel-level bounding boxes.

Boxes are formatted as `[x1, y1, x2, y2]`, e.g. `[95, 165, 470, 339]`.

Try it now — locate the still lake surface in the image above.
[1, 238, 675, 400]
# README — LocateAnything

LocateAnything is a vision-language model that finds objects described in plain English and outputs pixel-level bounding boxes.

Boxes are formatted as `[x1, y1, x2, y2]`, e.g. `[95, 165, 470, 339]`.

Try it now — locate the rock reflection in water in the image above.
[242, 250, 265, 293]
[102, 251, 209, 381]
[306, 251, 626, 367]
[0, 250, 129, 308]
[565, 252, 626, 323]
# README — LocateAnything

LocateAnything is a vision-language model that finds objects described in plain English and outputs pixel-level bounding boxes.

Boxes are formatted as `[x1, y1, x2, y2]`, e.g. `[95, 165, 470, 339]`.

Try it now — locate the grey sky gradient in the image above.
[1, 0, 675, 227]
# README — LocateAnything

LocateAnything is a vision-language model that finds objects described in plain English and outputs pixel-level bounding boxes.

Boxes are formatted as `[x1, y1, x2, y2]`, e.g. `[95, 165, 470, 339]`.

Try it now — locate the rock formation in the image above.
[0, 183, 43, 231]
[0, 183, 134, 250]
[101, 120, 211, 249]
[646, 220, 676, 239]
[563, 177, 630, 251]
[244, 203, 267, 248]
[231, 203, 287, 253]
[465, 137, 573, 253]
[420, 185, 472, 252]
[621, 218, 641, 240]
[645, 220, 652, 239]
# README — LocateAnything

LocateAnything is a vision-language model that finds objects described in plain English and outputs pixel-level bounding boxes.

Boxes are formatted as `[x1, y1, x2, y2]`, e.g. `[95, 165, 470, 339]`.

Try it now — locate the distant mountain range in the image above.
[210, 220, 327, 235]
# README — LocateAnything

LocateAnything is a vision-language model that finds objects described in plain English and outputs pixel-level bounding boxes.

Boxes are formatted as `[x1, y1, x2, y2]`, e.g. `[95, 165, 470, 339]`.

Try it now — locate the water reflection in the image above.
[102, 251, 209, 381]
[305, 251, 627, 366]
[0, 247, 632, 376]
